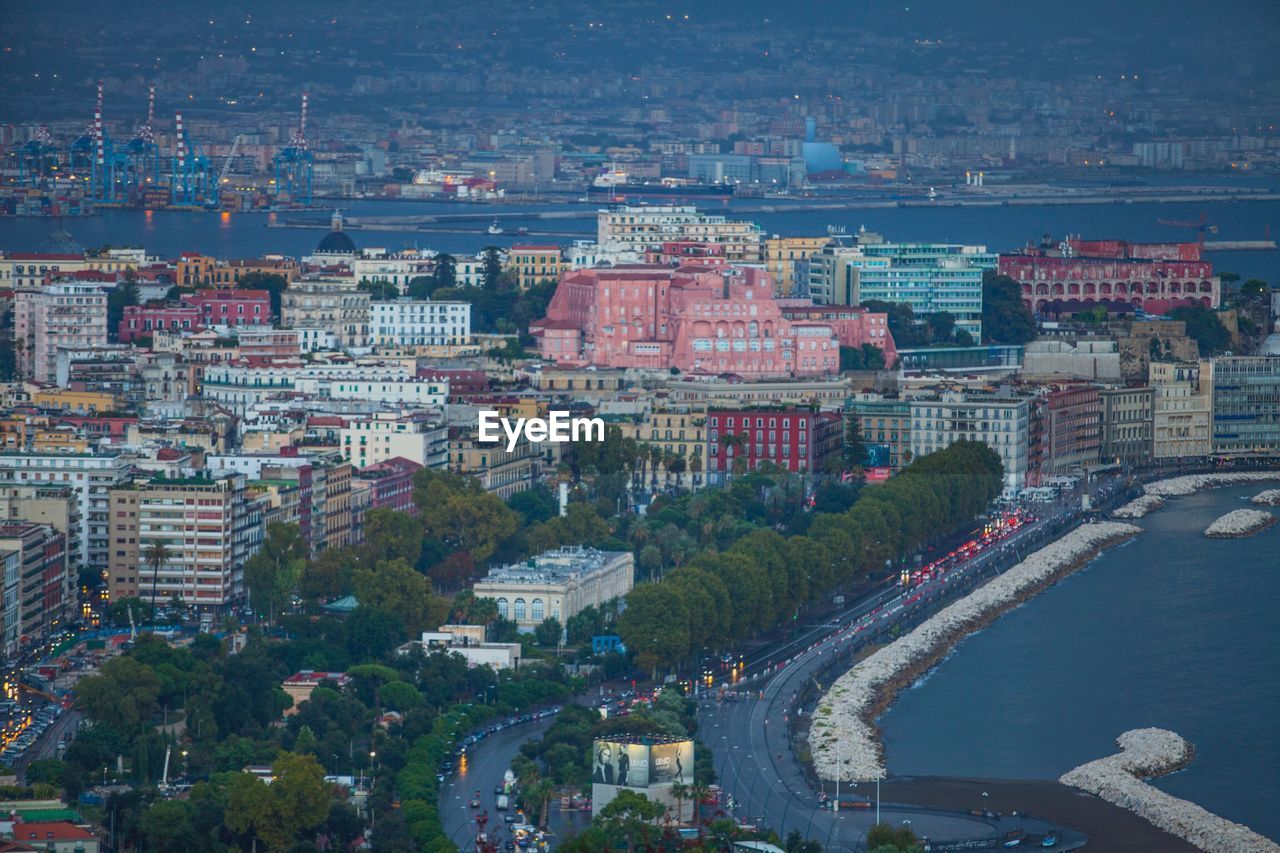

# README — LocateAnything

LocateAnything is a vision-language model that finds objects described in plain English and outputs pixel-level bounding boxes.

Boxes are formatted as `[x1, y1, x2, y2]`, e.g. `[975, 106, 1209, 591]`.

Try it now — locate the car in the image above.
[503, 814, 515, 824]
[469, 798, 481, 809]
[494, 785, 504, 795]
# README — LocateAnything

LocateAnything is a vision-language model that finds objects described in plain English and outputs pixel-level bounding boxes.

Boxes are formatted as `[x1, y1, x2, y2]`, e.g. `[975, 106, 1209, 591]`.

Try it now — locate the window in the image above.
[496, 598, 509, 618]
[514, 598, 526, 621]
[531, 598, 544, 621]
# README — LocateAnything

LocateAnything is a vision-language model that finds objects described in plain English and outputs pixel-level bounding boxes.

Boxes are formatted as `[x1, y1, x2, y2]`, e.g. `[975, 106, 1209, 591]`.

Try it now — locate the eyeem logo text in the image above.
[478, 410, 605, 451]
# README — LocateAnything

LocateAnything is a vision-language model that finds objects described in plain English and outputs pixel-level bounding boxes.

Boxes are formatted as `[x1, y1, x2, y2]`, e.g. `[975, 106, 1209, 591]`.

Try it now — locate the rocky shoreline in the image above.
[809, 522, 1140, 783]
[1250, 489, 1280, 506]
[1113, 494, 1165, 518]
[1204, 508, 1277, 538]
[1060, 728, 1279, 852]
[1143, 471, 1280, 498]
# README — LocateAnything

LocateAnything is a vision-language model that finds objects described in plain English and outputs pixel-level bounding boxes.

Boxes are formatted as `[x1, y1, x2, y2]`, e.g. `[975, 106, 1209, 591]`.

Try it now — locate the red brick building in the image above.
[705, 408, 843, 480]
[354, 456, 421, 513]
[184, 289, 272, 327]
[999, 239, 1219, 317]
[119, 305, 203, 342]
[1043, 384, 1101, 476]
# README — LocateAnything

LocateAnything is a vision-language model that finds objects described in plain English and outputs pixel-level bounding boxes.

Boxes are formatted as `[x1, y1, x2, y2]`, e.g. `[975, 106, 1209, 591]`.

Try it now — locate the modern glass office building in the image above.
[1211, 356, 1280, 455]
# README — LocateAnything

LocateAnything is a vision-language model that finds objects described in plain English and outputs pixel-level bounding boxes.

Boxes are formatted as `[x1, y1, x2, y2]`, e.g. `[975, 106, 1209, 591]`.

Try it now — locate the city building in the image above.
[0, 522, 68, 654]
[807, 234, 993, 340]
[594, 205, 763, 264]
[280, 281, 371, 349]
[13, 282, 109, 384]
[506, 245, 564, 289]
[1209, 356, 1280, 456]
[184, 289, 273, 328]
[909, 393, 1031, 494]
[765, 235, 828, 297]
[473, 546, 635, 630]
[1042, 385, 1101, 475]
[1150, 361, 1213, 459]
[107, 472, 262, 611]
[0, 452, 130, 573]
[352, 457, 421, 514]
[1000, 238, 1220, 317]
[291, 377, 448, 407]
[848, 394, 912, 472]
[369, 299, 471, 348]
[282, 670, 351, 715]
[400, 628, 522, 670]
[340, 412, 449, 470]
[705, 408, 843, 480]
[119, 305, 203, 343]
[449, 430, 539, 499]
[1098, 387, 1154, 467]
[532, 265, 842, 378]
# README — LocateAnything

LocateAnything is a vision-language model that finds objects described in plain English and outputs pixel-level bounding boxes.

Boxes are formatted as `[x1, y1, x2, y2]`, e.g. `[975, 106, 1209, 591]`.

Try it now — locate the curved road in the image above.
[698, 495, 1102, 849]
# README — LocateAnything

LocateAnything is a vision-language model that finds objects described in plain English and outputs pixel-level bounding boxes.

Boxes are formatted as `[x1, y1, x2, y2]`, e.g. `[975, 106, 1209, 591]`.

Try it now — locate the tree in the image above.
[243, 522, 307, 624]
[413, 469, 519, 564]
[75, 656, 161, 735]
[143, 541, 171, 609]
[926, 310, 956, 343]
[954, 328, 975, 346]
[1241, 278, 1269, 297]
[106, 278, 140, 343]
[236, 272, 288, 319]
[843, 414, 868, 471]
[434, 253, 458, 290]
[617, 583, 690, 675]
[358, 278, 401, 299]
[1170, 304, 1232, 356]
[981, 271, 1036, 344]
[352, 558, 448, 638]
[481, 246, 504, 290]
[225, 752, 332, 852]
[866, 821, 922, 852]
[533, 617, 562, 648]
[596, 789, 665, 852]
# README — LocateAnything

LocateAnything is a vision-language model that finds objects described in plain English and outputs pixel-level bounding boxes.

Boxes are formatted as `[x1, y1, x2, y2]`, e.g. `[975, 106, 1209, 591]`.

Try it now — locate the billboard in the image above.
[591, 739, 695, 820]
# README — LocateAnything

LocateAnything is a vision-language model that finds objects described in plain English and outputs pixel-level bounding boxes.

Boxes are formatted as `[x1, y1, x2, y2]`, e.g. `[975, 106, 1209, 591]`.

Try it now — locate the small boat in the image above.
[1041, 834, 1060, 848]
[927, 186, 938, 201]
[487, 219, 503, 235]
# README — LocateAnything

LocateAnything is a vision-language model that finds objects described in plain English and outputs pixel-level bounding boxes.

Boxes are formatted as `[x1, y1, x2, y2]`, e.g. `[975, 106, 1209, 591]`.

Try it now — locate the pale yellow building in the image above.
[765, 235, 829, 296]
[1150, 360, 1213, 459]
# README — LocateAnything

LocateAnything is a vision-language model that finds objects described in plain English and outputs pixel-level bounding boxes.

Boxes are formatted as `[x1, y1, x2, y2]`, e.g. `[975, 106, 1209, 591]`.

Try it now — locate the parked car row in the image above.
[436, 706, 563, 783]
[1, 702, 63, 766]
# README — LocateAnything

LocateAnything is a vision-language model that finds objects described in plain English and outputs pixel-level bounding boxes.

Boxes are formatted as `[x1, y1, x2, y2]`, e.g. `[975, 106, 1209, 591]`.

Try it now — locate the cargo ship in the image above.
[586, 169, 734, 201]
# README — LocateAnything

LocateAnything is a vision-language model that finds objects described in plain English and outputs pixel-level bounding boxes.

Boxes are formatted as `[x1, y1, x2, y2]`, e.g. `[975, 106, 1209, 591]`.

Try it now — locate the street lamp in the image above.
[982, 790, 989, 814]
[181, 749, 188, 784]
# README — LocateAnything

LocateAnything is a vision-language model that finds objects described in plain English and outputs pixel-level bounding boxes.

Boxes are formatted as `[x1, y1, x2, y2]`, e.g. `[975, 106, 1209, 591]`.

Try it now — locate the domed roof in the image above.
[315, 209, 356, 255]
[1263, 332, 1280, 357]
[316, 229, 356, 255]
[39, 225, 83, 255]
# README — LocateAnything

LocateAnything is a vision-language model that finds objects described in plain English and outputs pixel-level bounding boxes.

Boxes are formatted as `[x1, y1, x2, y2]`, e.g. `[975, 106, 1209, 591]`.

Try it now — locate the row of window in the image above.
[494, 597, 560, 622]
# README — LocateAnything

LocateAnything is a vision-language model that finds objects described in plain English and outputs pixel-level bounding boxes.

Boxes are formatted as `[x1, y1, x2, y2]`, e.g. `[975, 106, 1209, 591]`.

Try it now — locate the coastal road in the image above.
[698, 500, 1100, 849]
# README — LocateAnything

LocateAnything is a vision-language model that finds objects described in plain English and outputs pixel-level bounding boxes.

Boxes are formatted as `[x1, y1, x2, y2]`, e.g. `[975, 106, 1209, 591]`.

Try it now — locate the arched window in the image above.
[531, 598, 544, 621]
[496, 598, 509, 618]
[514, 598, 526, 621]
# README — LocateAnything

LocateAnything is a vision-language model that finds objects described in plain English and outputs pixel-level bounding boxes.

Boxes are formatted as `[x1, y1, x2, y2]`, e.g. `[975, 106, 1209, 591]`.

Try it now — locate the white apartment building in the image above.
[595, 204, 763, 264]
[14, 282, 109, 384]
[202, 362, 411, 412]
[351, 251, 435, 288]
[473, 546, 635, 629]
[292, 378, 449, 407]
[280, 281, 371, 349]
[0, 452, 131, 571]
[909, 393, 1030, 494]
[370, 299, 472, 347]
[340, 412, 449, 470]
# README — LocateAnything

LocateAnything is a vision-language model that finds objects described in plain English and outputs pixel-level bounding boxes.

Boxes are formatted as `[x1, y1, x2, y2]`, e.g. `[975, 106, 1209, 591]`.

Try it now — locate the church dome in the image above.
[315, 209, 356, 255]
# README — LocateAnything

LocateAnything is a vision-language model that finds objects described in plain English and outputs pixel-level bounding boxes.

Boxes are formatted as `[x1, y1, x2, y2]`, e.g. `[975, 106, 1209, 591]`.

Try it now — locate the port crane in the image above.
[1157, 212, 1219, 243]
[219, 134, 245, 189]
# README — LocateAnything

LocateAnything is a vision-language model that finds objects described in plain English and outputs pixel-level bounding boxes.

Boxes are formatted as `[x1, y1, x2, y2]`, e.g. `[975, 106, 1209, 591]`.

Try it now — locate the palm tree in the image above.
[648, 445, 663, 490]
[719, 432, 748, 480]
[689, 453, 703, 488]
[670, 782, 690, 827]
[143, 541, 172, 610]
[687, 783, 712, 834]
[667, 455, 687, 493]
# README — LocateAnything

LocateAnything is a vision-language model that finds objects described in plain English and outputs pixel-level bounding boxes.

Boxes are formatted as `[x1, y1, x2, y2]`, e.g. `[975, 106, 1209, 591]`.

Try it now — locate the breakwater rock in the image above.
[809, 522, 1140, 783]
[1060, 728, 1279, 852]
[1250, 489, 1280, 506]
[1113, 495, 1165, 518]
[1204, 508, 1276, 538]
[1144, 472, 1280, 498]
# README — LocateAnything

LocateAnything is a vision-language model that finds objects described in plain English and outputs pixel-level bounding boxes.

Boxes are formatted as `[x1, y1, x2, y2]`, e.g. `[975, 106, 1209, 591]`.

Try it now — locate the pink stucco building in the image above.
[532, 264, 894, 378]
